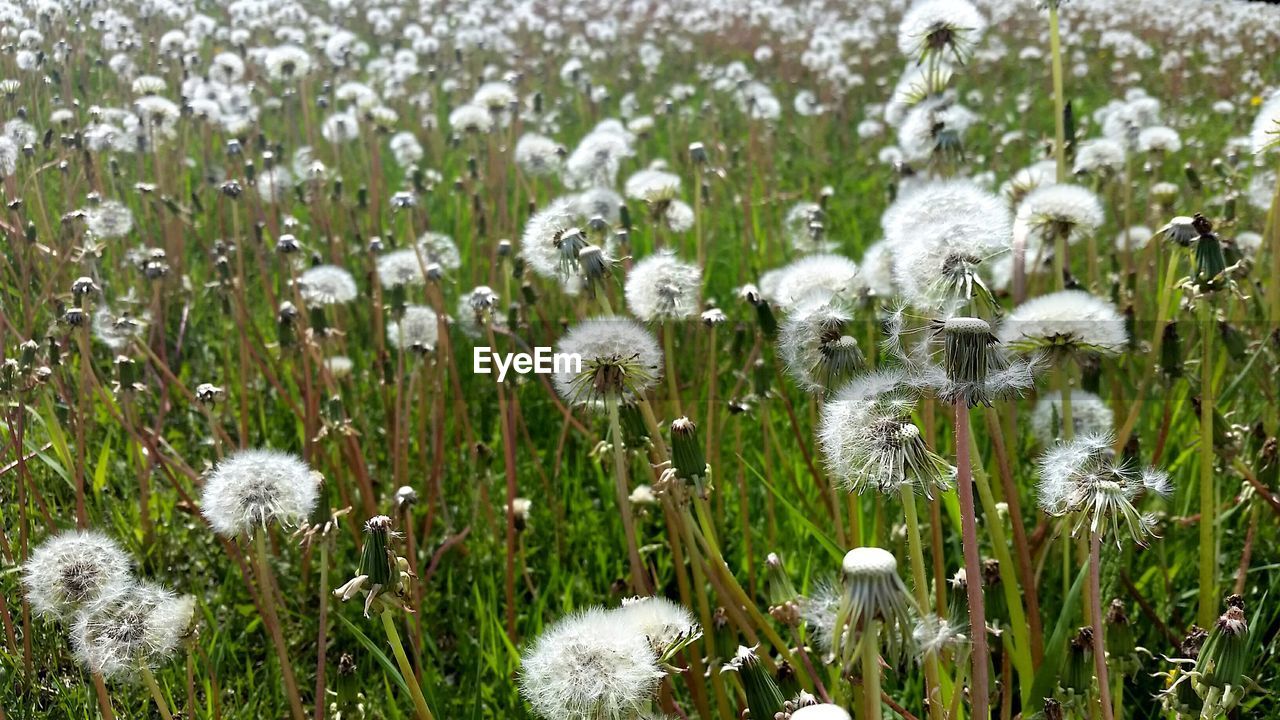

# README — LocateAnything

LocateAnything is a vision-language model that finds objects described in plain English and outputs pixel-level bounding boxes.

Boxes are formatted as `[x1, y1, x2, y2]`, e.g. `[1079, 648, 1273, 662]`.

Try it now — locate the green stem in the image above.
[1196, 301, 1217, 628]
[380, 610, 435, 720]
[141, 667, 175, 720]
[1048, 1, 1068, 185]
[902, 491, 946, 720]
[607, 396, 649, 594]
[969, 435, 1035, 704]
[1088, 531, 1115, 720]
[254, 531, 307, 720]
[861, 622, 881, 720]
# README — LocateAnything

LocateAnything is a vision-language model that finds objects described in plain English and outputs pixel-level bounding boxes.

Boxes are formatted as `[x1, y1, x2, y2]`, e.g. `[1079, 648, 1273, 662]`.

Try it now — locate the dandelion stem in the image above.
[253, 531, 307, 720]
[901, 491, 945, 720]
[1196, 300, 1217, 628]
[1048, 0, 1068, 185]
[662, 325, 683, 416]
[953, 401, 989, 720]
[141, 667, 175, 720]
[90, 672, 116, 720]
[606, 395, 650, 594]
[861, 621, 881, 720]
[380, 610, 435, 720]
[1087, 531, 1115, 720]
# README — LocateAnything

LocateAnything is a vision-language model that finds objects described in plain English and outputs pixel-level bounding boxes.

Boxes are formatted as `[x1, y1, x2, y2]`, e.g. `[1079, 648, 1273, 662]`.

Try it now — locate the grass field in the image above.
[2, 0, 1280, 718]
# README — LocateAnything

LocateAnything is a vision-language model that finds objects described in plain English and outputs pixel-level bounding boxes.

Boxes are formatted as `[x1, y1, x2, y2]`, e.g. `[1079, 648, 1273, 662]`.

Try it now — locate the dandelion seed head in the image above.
[201, 449, 319, 537]
[1137, 125, 1181, 153]
[998, 290, 1128, 355]
[1030, 390, 1114, 446]
[85, 200, 134, 239]
[768, 254, 861, 311]
[1036, 432, 1170, 545]
[21, 530, 133, 620]
[897, 0, 987, 63]
[1014, 184, 1105, 252]
[624, 168, 681, 204]
[519, 607, 664, 720]
[297, 265, 358, 306]
[515, 133, 563, 176]
[1250, 92, 1280, 155]
[624, 252, 701, 322]
[71, 581, 195, 679]
[1073, 138, 1127, 176]
[779, 296, 864, 395]
[792, 704, 853, 720]
[616, 596, 699, 656]
[387, 305, 439, 352]
[553, 317, 662, 407]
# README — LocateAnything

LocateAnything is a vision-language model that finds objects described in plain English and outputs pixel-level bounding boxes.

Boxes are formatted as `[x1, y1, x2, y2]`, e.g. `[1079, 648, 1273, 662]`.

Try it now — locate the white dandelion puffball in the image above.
[819, 369, 954, 497]
[417, 231, 462, 271]
[448, 103, 493, 133]
[21, 530, 133, 620]
[998, 290, 1128, 355]
[624, 168, 681, 203]
[515, 133, 563, 176]
[1073, 138, 1126, 176]
[884, 180, 1010, 311]
[553, 317, 662, 406]
[1030, 390, 1115, 446]
[779, 296, 863, 395]
[85, 200, 135, 239]
[522, 197, 584, 281]
[71, 581, 196, 679]
[92, 308, 147, 352]
[897, 0, 987, 61]
[615, 596, 699, 653]
[377, 248, 430, 288]
[768, 253, 861, 310]
[792, 704, 853, 720]
[1137, 125, 1181, 153]
[1115, 226, 1153, 252]
[1013, 184, 1105, 253]
[201, 449, 319, 537]
[624, 252, 701, 321]
[297, 265, 358, 305]
[1036, 432, 1171, 545]
[519, 607, 665, 720]
[387, 305, 440, 352]
[783, 201, 835, 254]
[1250, 92, 1280, 154]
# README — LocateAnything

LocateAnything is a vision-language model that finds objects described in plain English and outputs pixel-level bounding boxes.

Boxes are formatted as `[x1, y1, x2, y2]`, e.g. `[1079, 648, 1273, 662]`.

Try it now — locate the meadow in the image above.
[2, 0, 1280, 718]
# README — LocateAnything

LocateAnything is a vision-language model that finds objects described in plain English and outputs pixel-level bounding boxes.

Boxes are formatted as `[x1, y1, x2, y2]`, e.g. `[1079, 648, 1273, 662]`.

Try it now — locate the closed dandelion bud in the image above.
[1106, 599, 1138, 675]
[277, 301, 298, 347]
[722, 645, 786, 720]
[521, 282, 538, 305]
[619, 203, 631, 232]
[1193, 215, 1226, 287]
[25, 221, 36, 242]
[1195, 596, 1248, 692]
[670, 417, 707, 483]
[752, 358, 771, 397]
[688, 141, 707, 164]
[1161, 322, 1182, 379]
[19, 338, 38, 366]
[1222, 194, 1237, 223]
[1178, 162, 1201, 191]
[765, 553, 799, 607]
[980, 559, 1006, 622]
[1219, 321, 1246, 361]
[619, 404, 649, 447]
[114, 355, 139, 390]
[754, 298, 778, 340]
[1062, 627, 1094, 697]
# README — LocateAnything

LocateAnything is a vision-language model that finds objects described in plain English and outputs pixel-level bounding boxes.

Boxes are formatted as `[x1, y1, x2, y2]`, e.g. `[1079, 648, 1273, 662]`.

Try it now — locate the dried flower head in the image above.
[779, 296, 865, 395]
[1036, 433, 1171, 545]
